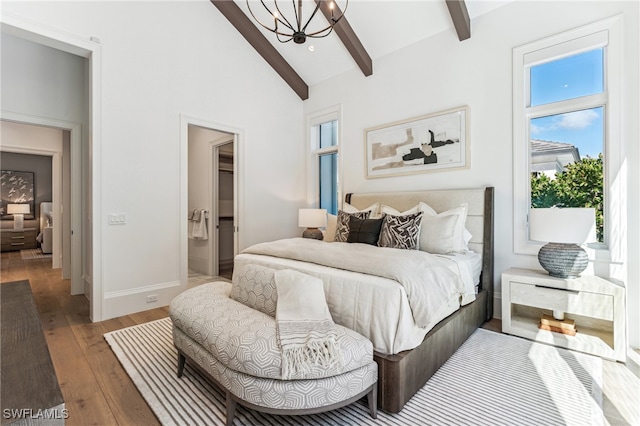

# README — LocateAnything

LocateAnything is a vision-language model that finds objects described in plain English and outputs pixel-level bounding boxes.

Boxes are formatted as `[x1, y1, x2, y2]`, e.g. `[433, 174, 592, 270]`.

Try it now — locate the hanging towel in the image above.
[189, 209, 208, 240]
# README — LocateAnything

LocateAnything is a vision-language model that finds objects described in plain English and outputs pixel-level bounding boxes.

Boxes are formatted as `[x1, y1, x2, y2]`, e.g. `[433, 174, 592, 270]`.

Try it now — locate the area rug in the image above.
[20, 248, 51, 260]
[105, 318, 604, 426]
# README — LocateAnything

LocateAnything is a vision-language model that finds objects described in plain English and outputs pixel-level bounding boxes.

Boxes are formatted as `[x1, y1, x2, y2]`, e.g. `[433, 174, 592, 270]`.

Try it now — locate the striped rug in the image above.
[20, 248, 52, 260]
[105, 318, 604, 426]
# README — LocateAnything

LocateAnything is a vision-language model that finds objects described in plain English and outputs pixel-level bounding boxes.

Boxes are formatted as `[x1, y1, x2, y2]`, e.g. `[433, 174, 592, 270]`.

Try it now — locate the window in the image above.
[513, 17, 622, 257]
[308, 107, 341, 215]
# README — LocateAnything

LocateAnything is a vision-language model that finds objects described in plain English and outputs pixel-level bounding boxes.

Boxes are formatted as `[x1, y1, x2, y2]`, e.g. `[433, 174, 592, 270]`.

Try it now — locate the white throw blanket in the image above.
[244, 238, 465, 329]
[275, 269, 343, 380]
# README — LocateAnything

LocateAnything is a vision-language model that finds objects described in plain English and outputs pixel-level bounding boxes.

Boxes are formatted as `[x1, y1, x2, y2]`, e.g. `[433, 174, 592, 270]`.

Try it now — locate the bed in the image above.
[234, 187, 494, 413]
[36, 202, 53, 254]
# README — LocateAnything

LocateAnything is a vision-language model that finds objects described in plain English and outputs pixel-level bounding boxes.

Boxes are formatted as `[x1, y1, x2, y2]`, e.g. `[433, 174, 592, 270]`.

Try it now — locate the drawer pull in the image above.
[10, 243, 25, 246]
[10, 236, 25, 240]
[535, 285, 579, 295]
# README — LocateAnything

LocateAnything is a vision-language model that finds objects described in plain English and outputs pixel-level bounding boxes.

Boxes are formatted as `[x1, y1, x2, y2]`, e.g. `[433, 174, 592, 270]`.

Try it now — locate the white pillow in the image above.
[379, 204, 419, 216]
[323, 214, 337, 242]
[419, 214, 461, 254]
[343, 202, 381, 219]
[418, 202, 468, 254]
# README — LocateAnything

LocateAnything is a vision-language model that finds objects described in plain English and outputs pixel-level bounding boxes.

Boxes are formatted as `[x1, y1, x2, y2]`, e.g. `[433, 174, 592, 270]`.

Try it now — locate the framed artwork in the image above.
[365, 106, 469, 178]
[0, 170, 35, 218]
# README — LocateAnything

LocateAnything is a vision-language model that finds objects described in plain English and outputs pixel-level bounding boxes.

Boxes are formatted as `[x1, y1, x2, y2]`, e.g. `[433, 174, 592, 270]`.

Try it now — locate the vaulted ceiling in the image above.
[211, 1, 511, 100]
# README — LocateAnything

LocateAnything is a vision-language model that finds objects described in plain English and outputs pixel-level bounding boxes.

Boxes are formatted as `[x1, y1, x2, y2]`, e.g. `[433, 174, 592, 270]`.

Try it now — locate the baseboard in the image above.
[103, 280, 185, 320]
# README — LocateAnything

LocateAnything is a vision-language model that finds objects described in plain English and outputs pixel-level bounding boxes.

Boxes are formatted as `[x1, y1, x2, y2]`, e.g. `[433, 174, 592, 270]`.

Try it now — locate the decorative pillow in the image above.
[45, 212, 53, 226]
[379, 204, 419, 216]
[378, 211, 423, 250]
[347, 216, 384, 245]
[418, 202, 468, 253]
[419, 214, 461, 254]
[323, 213, 337, 242]
[335, 210, 370, 242]
[342, 202, 381, 219]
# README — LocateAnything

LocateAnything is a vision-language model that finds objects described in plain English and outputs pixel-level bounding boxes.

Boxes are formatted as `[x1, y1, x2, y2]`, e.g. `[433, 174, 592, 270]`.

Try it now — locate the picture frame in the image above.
[364, 106, 469, 178]
[0, 170, 35, 219]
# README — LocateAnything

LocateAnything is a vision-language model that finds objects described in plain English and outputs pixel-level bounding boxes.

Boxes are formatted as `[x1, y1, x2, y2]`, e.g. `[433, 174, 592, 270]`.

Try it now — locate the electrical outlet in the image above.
[146, 294, 158, 303]
[108, 213, 126, 225]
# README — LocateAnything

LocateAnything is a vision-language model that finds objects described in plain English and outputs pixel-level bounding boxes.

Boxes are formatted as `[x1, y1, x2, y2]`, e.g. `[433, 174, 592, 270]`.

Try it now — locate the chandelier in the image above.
[246, 0, 348, 44]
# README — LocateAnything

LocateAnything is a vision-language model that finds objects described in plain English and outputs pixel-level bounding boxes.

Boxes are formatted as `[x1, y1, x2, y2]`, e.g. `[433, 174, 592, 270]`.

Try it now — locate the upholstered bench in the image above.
[169, 265, 378, 425]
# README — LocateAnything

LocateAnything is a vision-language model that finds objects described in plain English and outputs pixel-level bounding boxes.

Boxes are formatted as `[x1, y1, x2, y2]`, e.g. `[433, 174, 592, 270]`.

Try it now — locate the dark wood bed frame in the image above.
[345, 187, 494, 413]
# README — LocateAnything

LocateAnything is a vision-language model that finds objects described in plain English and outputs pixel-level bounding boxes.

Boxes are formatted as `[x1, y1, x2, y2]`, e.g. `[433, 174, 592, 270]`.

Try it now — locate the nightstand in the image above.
[0, 228, 37, 252]
[502, 267, 626, 362]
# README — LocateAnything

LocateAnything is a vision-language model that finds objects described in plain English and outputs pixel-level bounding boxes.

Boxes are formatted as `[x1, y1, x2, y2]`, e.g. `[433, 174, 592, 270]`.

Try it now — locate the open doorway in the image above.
[187, 124, 237, 282]
[0, 119, 82, 295]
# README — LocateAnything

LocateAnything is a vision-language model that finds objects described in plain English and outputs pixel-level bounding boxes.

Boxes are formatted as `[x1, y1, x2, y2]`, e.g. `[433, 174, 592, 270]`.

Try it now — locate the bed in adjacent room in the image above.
[233, 187, 494, 413]
[36, 202, 53, 254]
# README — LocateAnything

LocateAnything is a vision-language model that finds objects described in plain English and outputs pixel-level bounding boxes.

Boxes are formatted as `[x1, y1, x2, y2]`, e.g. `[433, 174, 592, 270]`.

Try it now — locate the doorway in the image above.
[213, 141, 234, 279]
[186, 123, 238, 281]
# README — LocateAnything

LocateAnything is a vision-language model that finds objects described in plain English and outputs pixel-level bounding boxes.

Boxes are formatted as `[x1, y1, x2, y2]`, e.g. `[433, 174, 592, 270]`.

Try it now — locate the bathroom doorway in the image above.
[187, 124, 237, 280]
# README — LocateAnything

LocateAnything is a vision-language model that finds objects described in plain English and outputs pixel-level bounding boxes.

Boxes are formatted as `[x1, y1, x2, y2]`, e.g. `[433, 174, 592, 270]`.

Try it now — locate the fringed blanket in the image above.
[275, 269, 344, 380]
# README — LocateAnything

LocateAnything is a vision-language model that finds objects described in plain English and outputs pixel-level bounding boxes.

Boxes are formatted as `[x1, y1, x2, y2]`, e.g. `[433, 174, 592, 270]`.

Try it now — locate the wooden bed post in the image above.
[482, 187, 495, 320]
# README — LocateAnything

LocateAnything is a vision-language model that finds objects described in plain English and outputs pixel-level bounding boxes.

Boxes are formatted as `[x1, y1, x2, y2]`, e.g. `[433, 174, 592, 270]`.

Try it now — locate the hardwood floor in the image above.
[1, 251, 639, 425]
[1, 251, 165, 426]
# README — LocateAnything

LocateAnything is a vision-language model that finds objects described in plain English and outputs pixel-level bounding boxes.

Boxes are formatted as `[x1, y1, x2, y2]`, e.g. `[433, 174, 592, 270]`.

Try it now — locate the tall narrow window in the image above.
[308, 108, 340, 215]
[528, 48, 605, 243]
[513, 18, 622, 256]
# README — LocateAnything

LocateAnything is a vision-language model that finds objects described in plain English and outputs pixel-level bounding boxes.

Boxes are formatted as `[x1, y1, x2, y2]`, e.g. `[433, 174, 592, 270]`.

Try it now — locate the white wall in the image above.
[1, 1, 306, 319]
[303, 1, 639, 348]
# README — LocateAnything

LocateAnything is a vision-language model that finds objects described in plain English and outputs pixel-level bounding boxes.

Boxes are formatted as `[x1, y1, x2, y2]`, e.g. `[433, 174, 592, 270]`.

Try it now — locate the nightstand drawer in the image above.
[510, 281, 613, 321]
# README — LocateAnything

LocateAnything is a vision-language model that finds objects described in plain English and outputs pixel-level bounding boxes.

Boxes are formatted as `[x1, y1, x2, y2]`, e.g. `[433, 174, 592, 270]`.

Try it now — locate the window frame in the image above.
[512, 16, 623, 265]
[306, 105, 342, 213]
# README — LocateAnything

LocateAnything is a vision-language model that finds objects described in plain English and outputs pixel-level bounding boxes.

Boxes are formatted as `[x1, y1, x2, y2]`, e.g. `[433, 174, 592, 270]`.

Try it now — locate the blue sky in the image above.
[529, 49, 604, 159]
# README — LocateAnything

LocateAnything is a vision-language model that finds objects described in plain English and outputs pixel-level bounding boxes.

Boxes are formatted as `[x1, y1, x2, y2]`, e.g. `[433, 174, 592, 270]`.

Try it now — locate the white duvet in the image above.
[238, 238, 481, 354]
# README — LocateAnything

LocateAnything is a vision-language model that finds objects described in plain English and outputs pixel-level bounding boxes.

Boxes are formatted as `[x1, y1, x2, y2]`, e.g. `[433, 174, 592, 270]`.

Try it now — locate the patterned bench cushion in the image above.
[173, 326, 378, 410]
[169, 282, 373, 381]
[230, 263, 277, 317]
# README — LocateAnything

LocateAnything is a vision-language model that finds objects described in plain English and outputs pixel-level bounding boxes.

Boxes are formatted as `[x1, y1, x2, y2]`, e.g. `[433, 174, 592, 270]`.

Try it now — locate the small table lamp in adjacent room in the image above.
[298, 208, 327, 240]
[7, 203, 31, 231]
[529, 207, 596, 279]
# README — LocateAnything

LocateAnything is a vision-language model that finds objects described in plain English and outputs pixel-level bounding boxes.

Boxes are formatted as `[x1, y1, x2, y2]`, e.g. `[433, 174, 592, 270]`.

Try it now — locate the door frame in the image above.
[180, 114, 242, 284]
[2, 11, 104, 320]
[0, 113, 82, 295]
[210, 138, 235, 277]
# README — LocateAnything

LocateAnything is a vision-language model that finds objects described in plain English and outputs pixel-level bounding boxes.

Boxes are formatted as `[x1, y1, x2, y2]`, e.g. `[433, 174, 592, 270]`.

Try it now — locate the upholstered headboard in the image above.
[346, 187, 495, 319]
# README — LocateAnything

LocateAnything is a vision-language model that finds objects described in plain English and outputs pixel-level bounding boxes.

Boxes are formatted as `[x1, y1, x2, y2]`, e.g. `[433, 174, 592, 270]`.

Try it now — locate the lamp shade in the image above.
[530, 207, 596, 244]
[298, 208, 327, 228]
[7, 204, 30, 215]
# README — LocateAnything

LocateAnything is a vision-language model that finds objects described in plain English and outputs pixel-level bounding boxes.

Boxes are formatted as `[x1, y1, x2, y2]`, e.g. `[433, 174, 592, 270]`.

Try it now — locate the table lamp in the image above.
[7, 203, 31, 230]
[298, 208, 327, 240]
[529, 207, 596, 280]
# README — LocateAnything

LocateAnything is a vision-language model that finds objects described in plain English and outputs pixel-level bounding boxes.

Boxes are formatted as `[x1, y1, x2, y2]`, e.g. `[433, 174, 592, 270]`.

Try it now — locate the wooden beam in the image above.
[316, 0, 373, 77]
[446, 0, 471, 41]
[210, 0, 309, 100]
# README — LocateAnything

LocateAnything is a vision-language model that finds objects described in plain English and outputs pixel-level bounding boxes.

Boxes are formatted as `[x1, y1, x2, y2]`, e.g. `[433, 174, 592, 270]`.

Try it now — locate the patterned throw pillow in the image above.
[378, 211, 423, 250]
[335, 210, 370, 242]
[347, 216, 384, 245]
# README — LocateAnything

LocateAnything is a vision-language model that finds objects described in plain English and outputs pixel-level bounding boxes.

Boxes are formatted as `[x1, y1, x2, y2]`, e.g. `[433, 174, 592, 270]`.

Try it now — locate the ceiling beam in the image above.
[446, 0, 471, 41]
[210, 0, 309, 100]
[316, 0, 373, 77]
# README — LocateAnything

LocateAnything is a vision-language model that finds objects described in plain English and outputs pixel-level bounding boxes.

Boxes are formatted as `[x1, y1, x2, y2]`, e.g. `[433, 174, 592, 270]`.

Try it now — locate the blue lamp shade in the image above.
[529, 208, 596, 279]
